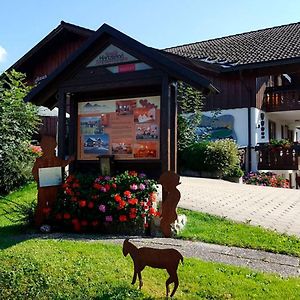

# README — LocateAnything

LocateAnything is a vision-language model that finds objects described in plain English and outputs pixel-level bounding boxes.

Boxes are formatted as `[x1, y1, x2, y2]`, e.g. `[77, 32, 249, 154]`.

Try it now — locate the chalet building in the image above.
[165, 22, 300, 184]
[9, 21, 300, 182]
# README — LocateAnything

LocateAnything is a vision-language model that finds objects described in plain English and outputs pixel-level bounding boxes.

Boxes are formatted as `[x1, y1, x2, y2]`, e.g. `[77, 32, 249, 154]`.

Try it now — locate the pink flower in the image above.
[99, 204, 106, 212]
[105, 215, 113, 222]
[130, 184, 138, 191]
[139, 183, 146, 190]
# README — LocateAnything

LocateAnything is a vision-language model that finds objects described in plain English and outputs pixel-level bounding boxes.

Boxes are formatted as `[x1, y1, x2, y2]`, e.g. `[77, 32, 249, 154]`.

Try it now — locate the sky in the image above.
[0, 0, 300, 72]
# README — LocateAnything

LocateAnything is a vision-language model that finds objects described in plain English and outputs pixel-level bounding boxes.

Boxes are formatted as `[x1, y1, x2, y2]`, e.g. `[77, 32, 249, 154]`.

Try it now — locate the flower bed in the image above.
[52, 171, 159, 234]
[243, 172, 289, 188]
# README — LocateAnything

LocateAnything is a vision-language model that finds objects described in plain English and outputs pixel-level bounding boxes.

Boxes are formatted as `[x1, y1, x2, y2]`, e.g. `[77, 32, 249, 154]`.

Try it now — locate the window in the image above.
[269, 121, 276, 140]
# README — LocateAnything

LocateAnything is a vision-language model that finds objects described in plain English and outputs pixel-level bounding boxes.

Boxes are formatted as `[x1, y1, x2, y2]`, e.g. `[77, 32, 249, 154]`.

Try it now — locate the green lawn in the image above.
[1, 183, 300, 299]
[0, 239, 300, 299]
[178, 209, 300, 257]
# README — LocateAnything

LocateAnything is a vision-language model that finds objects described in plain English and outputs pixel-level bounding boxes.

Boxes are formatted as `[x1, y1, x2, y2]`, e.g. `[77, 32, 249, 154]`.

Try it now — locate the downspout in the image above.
[239, 70, 253, 172]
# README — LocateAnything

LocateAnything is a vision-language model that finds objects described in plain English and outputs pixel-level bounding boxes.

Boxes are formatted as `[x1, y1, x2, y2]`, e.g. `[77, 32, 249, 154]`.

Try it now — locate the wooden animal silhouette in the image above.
[159, 171, 181, 238]
[32, 136, 74, 227]
[123, 239, 183, 298]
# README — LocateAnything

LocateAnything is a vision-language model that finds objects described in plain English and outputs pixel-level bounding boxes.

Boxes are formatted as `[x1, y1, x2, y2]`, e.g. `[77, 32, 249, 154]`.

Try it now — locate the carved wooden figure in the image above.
[32, 136, 74, 227]
[158, 171, 181, 238]
[123, 239, 183, 298]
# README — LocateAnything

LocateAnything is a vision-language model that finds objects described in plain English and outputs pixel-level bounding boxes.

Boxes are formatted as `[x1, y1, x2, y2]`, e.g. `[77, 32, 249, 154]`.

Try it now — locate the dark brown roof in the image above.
[10, 21, 94, 72]
[164, 22, 300, 69]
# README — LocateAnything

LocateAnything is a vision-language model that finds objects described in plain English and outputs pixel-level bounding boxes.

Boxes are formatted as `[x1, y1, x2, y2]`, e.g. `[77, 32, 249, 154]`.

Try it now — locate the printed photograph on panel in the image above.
[116, 100, 136, 115]
[133, 142, 158, 158]
[135, 123, 159, 140]
[83, 134, 109, 155]
[133, 107, 156, 123]
[112, 139, 133, 155]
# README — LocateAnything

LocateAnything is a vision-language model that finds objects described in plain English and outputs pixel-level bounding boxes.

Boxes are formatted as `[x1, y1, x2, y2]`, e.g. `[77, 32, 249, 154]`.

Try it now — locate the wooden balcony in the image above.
[264, 87, 300, 112]
[256, 144, 299, 170]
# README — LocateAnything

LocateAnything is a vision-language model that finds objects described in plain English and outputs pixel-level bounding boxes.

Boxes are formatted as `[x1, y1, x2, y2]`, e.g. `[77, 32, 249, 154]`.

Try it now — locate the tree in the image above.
[177, 81, 204, 151]
[0, 70, 40, 194]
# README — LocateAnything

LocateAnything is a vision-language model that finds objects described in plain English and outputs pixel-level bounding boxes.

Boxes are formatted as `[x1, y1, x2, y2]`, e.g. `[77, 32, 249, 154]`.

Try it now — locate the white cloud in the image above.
[0, 46, 7, 63]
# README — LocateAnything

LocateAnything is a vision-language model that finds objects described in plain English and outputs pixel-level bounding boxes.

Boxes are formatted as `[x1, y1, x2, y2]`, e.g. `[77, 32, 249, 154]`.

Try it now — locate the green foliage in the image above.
[205, 139, 240, 175]
[0, 70, 40, 194]
[269, 139, 292, 147]
[181, 139, 242, 178]
[177, 81, 204, 151]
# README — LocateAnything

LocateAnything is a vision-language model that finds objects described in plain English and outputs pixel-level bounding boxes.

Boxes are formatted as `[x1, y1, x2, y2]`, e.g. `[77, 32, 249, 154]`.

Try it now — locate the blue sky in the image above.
[0, 0, 300, 72]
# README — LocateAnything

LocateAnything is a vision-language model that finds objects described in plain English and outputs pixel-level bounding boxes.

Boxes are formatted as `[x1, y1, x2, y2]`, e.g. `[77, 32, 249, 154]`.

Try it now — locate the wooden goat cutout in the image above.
[123, 239, 183, 298]
[32, 136, 74, 227]
[159, 171, 181, 238]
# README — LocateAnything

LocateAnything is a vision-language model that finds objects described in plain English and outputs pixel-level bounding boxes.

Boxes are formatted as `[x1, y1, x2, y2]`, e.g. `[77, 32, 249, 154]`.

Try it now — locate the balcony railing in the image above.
[264, 87, 300, 112]
[256, 144, 299, 170]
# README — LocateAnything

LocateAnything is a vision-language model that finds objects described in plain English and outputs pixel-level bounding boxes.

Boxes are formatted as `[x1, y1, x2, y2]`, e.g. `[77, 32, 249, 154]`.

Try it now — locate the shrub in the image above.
[243, 172, 289, 188]
[52, 171, 159, 233]
[181, 139, 242, 178]
[0, 70, 40, 194]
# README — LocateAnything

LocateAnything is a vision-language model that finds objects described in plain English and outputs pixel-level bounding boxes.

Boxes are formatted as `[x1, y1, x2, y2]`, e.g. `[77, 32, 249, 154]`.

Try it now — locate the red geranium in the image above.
[88, 202, 94, 209]
[149, 207, 156, 215]
[114, 194, 122, 202]
[129, 213, 137, 219]
[119, 215, 127, 222]
[79, 200, 87, 208]
[63, 212, 71, 220]
[118, 200, 126, 210]
[124, 190, 131, 198]
[93, 183, 102, 190]
[128, 198, 138, 205]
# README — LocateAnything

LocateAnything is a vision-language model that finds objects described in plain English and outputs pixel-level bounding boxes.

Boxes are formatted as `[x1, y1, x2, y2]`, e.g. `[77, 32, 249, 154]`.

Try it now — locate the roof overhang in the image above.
[24, 23, 219, 107]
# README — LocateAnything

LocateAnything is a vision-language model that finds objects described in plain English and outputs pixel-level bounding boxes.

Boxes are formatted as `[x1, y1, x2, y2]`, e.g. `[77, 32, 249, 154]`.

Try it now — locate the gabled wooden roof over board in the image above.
[8, 21, 93, 84]
[24, 23, 219, 108]
[165, 22, 300, 71]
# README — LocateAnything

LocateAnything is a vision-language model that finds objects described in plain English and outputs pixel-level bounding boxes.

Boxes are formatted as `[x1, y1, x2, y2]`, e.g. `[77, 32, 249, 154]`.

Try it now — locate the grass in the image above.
[0, 239, 300, 299]
[0, 183, 300, 299]
[178, 209, 300, 257]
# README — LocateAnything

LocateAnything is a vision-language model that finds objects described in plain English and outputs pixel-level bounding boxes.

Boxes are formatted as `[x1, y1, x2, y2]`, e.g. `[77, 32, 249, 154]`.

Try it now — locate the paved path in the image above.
[176, 177, 300, 237]
[43, 234, 299, 277]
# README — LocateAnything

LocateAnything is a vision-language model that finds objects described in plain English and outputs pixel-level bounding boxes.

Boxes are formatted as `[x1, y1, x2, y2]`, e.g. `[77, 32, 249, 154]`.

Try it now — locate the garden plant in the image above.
[52, 171, 159, 233]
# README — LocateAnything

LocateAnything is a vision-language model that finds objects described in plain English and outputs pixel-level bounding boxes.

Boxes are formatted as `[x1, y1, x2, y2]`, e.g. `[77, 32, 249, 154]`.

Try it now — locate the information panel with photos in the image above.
[77, 96, 160, 160]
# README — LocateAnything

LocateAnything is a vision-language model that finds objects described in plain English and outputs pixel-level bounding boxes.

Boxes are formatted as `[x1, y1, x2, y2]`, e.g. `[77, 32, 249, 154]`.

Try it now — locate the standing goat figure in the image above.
[123, 239, 183, 298]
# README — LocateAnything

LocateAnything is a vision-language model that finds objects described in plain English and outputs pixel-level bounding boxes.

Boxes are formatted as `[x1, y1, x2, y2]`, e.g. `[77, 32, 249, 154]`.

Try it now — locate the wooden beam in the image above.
[170, 82, 178, 173]
[160, 75, 170, 174]
[58, 90, 66, 159]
